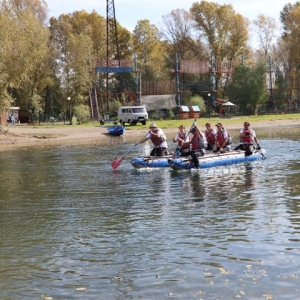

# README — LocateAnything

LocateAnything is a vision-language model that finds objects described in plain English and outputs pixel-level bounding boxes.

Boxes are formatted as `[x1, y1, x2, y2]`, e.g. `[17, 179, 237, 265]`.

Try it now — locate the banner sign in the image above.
[95, 59, 132, 73]
[95, 66, 132, 73]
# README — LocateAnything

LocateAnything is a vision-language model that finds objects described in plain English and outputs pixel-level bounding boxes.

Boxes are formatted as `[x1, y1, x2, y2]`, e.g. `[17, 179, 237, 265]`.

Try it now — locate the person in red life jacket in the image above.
[183, 127, 207, 168]
[234, 122, 260, 156]
[139, 123, 168, 156]
[204, 123, 217, 150]
[172, 125, 190, 156]
[213, 122, 231, 153]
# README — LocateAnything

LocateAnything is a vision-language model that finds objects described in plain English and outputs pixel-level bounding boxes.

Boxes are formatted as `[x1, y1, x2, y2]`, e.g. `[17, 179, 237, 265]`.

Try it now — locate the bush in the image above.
[73, 104, 90, 123]
[190, 95, 206, 113]
[148, 111, 161, 120]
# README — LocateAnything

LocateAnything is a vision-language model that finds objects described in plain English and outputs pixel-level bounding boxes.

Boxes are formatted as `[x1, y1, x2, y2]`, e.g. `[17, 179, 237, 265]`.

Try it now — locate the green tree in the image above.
[133, 20, 167, 80]
[0, 0, 50, 117]
[225, 64, 267, 114]
[253, 14, 278, 58]
[133, 20, 160, 66]
[161, 9, 201, 60]
[73, 103, 90, 123]
[190, 1, 249, 61]
[189, 95, 206, 113]
[273, 70, 288, 110]
[278, 5, 300, 105]
[49, 12, 94, 108]
[190, 1, 249, 98]
[280, 1, 300, 35]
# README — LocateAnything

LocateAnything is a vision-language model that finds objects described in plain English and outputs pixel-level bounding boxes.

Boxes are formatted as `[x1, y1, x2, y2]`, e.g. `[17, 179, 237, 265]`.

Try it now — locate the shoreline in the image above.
[1, 118, 300, 151]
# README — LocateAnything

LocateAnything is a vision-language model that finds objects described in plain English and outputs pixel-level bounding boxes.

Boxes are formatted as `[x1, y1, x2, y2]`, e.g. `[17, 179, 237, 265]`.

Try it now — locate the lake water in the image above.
[1, 128, 300, 299]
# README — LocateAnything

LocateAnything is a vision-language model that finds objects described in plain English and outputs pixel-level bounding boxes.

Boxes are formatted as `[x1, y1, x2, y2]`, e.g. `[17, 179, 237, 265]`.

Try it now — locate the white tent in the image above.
[222, 101, 236, 106]
[221, 101, 237, 117]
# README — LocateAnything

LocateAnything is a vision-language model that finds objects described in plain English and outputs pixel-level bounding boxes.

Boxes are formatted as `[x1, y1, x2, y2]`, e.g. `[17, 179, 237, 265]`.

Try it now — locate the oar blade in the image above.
[260, 150, 267, 160]
[111, 157, 124, 169]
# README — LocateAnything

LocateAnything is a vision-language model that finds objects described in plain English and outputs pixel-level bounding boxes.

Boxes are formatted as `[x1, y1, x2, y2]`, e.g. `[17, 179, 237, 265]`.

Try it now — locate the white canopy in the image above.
[222, 101, 236, 106]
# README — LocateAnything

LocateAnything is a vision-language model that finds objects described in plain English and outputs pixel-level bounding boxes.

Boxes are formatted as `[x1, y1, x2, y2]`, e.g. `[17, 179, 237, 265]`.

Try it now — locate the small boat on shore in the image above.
[131, 149, 266, 170]
[168, 149, 266, 170]
[107, 125, 125, 136]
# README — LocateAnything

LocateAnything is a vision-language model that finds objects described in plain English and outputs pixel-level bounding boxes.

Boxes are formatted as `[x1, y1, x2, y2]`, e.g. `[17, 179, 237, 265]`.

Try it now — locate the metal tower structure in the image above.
[95, 0, 134, 111]
[106, 0, 120, 63]
[105, 0, 120, 110]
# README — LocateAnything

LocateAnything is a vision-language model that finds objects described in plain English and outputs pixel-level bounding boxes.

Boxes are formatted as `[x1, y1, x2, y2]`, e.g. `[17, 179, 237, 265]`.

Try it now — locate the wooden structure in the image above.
[180, 105, 190, 119]
[141, 80, 176, 95]
[189, 106, 200, 118]
[0, 107, 20, 125]
[0, 111, 8, 125]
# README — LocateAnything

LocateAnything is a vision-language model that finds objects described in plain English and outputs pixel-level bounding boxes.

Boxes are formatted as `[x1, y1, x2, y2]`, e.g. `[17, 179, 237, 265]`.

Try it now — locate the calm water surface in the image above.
[1, 131, 300, 299]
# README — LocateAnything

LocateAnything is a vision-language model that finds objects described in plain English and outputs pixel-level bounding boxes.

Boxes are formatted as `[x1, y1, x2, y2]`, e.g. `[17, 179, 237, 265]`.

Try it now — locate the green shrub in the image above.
[73, 104, 90, 123]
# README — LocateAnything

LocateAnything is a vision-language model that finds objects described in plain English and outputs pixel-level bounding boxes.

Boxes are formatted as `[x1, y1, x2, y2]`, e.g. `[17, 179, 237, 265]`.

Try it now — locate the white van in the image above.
[118, 106, 148, 126]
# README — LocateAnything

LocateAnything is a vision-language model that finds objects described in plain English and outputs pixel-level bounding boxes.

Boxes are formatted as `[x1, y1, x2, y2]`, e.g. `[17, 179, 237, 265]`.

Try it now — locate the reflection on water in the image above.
[0, 138, 300, 299]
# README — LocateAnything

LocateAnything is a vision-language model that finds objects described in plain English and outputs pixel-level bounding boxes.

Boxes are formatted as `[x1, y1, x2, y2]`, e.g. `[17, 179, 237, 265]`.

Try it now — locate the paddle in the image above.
[250, 136, 266, 159]
[175, 118, 197, 156]
[111, 134, 147, 169]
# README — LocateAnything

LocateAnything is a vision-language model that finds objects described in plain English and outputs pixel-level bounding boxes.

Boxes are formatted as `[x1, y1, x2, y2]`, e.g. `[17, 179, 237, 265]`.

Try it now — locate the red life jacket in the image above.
[150, 129, 166, 146]
[216, 130, 227, 147]
[205, 129, 216, 145]
[150, 134, 163, 146]
[178, 133, 189, 149]
[243, 129, 252, 143]
[191, 134, 204, 150]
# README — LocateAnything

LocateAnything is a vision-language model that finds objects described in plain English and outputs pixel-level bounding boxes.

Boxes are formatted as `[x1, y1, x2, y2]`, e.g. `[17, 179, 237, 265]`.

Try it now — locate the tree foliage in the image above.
[190, 1, 249, 61]
[161, 9, 201, 60]
[189, 95, 206, 113]
[189, 1, 250, 98]
[133, 20, 168, 80]
[253, 14, 278, 58]
[0, 0, 50, 112]
[0, 0, 298, 118]
[280, 1, 300, 35]
[225, 64, 267, 114]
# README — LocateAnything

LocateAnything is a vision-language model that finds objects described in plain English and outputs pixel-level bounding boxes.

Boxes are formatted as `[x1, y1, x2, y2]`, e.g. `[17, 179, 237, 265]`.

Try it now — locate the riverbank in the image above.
[1, 117, 300, 151]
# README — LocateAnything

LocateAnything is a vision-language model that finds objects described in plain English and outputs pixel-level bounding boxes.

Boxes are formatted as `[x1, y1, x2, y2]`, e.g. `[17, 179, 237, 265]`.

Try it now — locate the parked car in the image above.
[118, 106, 148, 126]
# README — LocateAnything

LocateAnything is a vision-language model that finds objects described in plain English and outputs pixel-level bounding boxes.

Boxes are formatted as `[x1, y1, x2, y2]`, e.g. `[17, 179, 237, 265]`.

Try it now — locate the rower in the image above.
[234, 122, 260, 156]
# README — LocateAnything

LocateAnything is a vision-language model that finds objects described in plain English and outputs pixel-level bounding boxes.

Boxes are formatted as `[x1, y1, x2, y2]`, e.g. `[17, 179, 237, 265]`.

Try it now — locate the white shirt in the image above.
[146, 128, 168, 148]
[174, 132, 190, 143]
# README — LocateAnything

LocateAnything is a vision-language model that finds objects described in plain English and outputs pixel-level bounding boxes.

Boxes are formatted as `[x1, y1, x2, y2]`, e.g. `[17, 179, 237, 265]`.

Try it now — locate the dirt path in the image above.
[1, 118, 300, 151]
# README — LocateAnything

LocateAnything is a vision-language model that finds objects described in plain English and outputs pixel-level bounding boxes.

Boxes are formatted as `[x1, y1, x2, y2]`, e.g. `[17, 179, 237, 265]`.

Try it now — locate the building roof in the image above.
[180, 105, 190, 112]
[190, 105, 200, 112]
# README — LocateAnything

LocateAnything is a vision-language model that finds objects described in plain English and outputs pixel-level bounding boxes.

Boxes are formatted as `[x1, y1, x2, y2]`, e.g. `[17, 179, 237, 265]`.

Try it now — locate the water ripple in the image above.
[1, 140, 300, 298]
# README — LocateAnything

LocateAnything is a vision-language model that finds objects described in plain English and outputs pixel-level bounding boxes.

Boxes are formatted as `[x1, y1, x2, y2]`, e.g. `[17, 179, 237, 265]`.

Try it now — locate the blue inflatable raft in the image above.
[131, 155, 171, 169]
[168, 149, 266, 170]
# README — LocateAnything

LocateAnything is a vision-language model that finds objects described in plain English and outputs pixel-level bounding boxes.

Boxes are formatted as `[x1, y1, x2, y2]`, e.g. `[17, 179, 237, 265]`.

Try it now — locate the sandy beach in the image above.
[1, 118, 300, 151]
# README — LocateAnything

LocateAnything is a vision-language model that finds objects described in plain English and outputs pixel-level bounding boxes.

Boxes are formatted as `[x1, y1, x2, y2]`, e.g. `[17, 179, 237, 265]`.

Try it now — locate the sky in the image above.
[48, 0, 287, 30]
